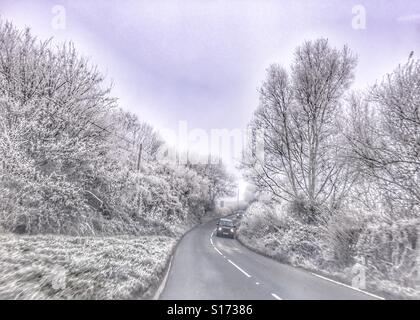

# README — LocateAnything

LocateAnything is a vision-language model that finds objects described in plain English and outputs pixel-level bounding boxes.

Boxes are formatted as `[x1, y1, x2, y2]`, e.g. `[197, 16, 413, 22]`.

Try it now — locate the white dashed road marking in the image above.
[214, 247, 224, 256]
[227, 259, 251, 278]
[211, 228, 280, 297]
[209, 225, 384, 301]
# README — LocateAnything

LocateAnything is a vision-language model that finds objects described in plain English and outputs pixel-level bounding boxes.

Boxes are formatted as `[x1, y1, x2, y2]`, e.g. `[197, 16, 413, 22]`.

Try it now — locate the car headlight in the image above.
[230, 228, 234, 232]
[218, 227, 222, 231]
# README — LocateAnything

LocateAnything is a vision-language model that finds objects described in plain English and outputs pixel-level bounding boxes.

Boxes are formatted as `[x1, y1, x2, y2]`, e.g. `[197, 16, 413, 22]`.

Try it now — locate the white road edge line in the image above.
[310, 272, 385, 300]
[271, 293, 282, 300]
[227, 259, 251, 278]
[153, 255, 173, 300]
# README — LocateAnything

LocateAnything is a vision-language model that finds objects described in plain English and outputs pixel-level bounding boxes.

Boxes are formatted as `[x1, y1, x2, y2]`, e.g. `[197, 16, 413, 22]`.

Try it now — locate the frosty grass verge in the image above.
[0, 234, 176, 299]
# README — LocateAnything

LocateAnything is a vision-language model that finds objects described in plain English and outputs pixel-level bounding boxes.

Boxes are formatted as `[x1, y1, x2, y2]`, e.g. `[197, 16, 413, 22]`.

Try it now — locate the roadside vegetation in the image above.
[0, 20, 235, 299]
[240, 39, 419, 299]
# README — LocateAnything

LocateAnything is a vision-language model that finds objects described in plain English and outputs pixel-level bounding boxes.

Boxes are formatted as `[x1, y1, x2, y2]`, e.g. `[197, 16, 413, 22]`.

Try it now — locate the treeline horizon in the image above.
[0, 20, 236, 236]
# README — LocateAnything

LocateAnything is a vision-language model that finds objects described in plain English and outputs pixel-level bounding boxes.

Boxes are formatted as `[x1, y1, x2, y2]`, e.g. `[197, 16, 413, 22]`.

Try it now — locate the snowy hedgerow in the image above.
[0, 20, 235, 236]
[355, 218, 419, 291]
[238, 201, 324, 267]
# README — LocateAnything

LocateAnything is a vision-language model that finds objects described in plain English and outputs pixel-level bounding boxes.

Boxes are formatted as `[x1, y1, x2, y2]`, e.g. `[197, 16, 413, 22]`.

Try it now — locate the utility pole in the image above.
[137, 143, 143, 171]
[237, 185, 240, 207]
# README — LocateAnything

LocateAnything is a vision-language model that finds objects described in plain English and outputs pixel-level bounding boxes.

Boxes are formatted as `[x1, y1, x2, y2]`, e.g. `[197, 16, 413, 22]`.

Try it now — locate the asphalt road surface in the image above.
[160, 218, 383, 300]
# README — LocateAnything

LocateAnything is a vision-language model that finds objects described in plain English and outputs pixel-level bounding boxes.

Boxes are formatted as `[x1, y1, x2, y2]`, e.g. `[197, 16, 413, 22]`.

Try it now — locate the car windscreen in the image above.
[219, 220, 234, 227]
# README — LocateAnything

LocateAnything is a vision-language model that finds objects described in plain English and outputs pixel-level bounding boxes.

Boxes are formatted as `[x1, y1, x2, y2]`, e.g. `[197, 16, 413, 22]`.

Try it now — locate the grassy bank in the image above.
[0, 234, 176, 299]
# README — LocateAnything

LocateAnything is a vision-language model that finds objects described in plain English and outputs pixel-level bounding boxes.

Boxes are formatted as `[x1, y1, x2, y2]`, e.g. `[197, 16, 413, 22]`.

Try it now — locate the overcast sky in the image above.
[1, 0, 420, 194]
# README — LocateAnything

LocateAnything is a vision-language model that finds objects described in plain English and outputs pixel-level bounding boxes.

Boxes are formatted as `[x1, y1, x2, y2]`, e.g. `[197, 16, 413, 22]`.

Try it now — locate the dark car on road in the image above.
[216, 218, 237, 239]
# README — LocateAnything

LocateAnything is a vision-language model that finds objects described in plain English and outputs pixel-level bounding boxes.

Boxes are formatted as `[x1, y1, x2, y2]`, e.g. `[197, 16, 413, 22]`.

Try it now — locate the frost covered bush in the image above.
[0, 105, 94, 234]
[134, 162, 211, 235]
[239, 200, 420, 298]
[0, 21, 118, 234]
[322, 211, 364, 268]
[239, 201, 324, 267]
[238, 202, 273, 239]
[355, 218, 419, 293]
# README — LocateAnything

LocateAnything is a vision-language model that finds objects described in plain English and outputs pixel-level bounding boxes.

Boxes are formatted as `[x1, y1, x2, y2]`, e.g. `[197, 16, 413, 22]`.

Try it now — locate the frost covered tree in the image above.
[347, 58, 420, 218]
[244, 39, 357, 219]
[191, 161, 236, 211]
[113, 111, 163, 163]
[0, 21, 116, 233]
[0, 20, 229, 235]
[342, 59, 420, 291]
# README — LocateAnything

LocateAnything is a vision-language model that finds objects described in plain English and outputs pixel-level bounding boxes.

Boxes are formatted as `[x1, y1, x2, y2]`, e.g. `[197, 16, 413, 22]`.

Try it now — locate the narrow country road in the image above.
[160, 218, 383, 300]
